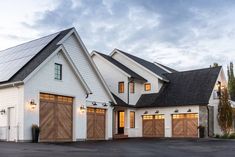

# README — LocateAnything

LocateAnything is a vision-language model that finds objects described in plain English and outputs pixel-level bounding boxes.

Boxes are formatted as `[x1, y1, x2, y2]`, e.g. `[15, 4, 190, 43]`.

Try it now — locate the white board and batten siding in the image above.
[112, 52, 162, 94]
[0, 86, 24, 141]
[24, 50, 87, 141]
[62, 34, 114, 139]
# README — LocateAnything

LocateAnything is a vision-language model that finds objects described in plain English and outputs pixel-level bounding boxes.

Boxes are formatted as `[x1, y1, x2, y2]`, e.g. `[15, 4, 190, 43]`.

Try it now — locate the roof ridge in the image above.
[166, 66, 222, 75]
[0, 27, 74, 53]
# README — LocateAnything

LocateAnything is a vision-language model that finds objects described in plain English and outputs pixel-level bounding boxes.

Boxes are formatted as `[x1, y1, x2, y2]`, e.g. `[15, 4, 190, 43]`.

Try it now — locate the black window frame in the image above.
[54, 63, 62, 80]
[130, 111, 135, 128]
[144, 83, 151, 91]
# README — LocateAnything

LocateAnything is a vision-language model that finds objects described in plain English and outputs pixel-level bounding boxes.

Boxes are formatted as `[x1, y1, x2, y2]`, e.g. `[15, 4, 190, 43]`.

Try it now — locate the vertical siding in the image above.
[0, 86, 24, 141]
[62, 34, 111, 103]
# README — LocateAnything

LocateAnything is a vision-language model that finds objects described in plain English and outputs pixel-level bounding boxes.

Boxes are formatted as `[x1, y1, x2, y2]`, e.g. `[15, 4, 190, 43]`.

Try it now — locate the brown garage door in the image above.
[87, 108, 106, 140]
[39, 93, 73, 142]
[172, 114, 198, 138]
[143, 115, 165, 137]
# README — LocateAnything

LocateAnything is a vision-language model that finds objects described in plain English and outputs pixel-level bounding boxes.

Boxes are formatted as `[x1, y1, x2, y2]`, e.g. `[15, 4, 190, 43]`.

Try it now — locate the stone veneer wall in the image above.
[199, 106, 208, 137]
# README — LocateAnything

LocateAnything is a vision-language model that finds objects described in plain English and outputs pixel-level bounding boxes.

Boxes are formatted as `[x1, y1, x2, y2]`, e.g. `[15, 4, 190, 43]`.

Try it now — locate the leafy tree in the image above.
[211, 62, 219, 67]
[217, 88, 233, 134]
[227, 62, 235, 101]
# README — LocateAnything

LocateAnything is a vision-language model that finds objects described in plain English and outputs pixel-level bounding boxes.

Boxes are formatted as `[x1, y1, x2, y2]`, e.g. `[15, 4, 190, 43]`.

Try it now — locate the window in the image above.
[54, 63, 62, 80]
[129, 82, 135, 93]
[130, 111, 135, 128]
[144, 83, 151, 91]
[118, 82, 124, 93]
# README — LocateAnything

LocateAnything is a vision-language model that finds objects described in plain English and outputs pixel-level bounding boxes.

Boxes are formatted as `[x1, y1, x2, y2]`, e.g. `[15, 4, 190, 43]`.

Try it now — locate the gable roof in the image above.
[111, 93, 135, 107]
[136, 66, 222, 107]
[0, 28, 73, 85]
[94, 51, 147, 82]
[154, 62, 178, 73]
[113, 49, 175, 81]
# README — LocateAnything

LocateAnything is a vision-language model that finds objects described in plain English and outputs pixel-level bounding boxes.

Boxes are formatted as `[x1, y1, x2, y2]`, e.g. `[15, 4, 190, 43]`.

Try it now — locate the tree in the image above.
[210, 62, 219, 67]
[217, 88, 233, 134]
[227, 62, 235, 101]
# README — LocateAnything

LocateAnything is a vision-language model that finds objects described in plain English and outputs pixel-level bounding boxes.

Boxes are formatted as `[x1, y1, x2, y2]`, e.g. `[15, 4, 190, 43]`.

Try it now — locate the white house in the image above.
[92, 49, 227, 138]
[0, 28, 116, 142]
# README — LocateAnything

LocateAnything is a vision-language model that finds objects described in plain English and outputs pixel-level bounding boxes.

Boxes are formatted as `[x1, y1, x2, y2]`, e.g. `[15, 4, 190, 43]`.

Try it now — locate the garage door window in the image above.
[155, 115, 164, 119]
[143, 115, 153, 120]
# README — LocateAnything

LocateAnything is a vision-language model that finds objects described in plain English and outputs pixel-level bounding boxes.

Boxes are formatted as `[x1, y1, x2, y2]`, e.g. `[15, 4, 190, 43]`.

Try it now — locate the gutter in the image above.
[0, 81, 24, 89]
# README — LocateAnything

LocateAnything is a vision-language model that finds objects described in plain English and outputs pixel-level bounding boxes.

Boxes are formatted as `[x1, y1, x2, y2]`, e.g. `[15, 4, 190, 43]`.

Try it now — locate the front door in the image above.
[118, 111, 125, 134]
[8, 107, 16, 141]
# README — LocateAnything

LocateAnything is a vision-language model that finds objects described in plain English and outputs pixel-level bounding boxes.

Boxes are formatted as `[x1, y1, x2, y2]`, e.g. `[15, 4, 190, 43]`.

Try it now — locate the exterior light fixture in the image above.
[144, 111, 148, 114]
[0, 109, 6, 115]
[102, 103, 107, 107]
[92, 101, 97, 106]
[155, 110, 159, 114]
[80, 105, 86, 113]
[174, 109, 178, 113]
[187, 109, 191, 112]
[30, 99, 37, 110]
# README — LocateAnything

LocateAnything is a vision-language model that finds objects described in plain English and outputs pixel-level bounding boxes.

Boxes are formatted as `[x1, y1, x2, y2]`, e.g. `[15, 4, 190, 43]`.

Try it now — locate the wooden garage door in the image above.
[143, 115, 165, 137]
[87, 108, 106, 140]
[172, 114, 198, 138]
[39, 93, 73, 142]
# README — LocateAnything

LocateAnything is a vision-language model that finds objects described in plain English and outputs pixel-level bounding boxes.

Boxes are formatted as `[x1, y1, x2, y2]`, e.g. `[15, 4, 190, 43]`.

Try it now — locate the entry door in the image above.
[8, 107, 16, 141]
[118, 111, 125, 134]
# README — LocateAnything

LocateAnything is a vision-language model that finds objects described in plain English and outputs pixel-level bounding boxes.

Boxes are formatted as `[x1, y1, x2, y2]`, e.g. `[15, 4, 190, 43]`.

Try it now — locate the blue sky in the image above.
[0, 0, 235, 71]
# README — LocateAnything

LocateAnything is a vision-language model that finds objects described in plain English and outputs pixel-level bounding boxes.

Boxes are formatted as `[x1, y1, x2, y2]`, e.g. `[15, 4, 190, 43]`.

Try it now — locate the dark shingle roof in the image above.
[96, 52, 147, 82]
[136, 66, 222, 107]
[155, 62, 178, 73]
[0, 28, 73, 84]
[116, 49, 171, 81]
[112, 93, 135, 107]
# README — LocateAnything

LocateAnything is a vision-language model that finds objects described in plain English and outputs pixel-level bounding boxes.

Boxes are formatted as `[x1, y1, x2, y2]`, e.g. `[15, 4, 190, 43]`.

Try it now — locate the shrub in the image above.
[229, 133, 235, 139]
[221, 133, 229, 139]
[215, 134, 220, 138]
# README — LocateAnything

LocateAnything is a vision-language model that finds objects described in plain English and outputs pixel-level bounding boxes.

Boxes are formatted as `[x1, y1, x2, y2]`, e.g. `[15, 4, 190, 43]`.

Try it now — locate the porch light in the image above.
[92, 101, 97, 106]
[102, 103, 107, 107]
[144, 111, 148, 114]
[0, 109, 6, 115]
[80, 105, 86, 113]
[174, 109, 178, 113]
[187, 109, 191, 112]
[30, 99, 37, 110]
[155, 110, 159, 114]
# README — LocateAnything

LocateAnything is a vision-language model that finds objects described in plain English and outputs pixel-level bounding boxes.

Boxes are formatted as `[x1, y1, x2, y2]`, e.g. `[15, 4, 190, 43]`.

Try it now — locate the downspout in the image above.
[127, 79, 130, 105]
[207, 105, 210, 137]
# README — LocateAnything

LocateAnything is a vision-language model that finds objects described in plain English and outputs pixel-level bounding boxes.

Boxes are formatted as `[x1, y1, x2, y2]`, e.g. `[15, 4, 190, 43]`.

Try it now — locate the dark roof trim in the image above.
[112, 49, 169, 82]
[94, 51, 147, 82]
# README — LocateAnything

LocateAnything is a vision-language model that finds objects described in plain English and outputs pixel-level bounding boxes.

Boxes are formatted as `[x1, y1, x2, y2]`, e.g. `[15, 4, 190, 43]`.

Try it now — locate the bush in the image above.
[221, 133, 229, 139]
[229, 133, 235, 139]
[215, 134, 220, 138]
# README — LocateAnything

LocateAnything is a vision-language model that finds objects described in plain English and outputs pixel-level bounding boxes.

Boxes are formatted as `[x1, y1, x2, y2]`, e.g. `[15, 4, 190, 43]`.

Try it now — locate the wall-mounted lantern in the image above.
[30, 99, 37, 110]
[155, 110, 159, 114]
[187, 109, 191, 112]
[174, 109, 179, 113]
[0, 109, 6, 115]
[102, 103, 107, 107]
[144, 111, 148, 114]
[92, 101, 97, 106]
[80, 105, 86, 113]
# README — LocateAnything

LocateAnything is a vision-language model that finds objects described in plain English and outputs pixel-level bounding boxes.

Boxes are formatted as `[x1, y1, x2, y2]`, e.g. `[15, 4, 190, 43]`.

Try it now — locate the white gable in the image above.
[62, 33, 113, 102]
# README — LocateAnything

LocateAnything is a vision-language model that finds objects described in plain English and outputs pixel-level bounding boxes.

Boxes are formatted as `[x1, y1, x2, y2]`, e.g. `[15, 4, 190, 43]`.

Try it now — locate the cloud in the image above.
[21, 0, 235, 71]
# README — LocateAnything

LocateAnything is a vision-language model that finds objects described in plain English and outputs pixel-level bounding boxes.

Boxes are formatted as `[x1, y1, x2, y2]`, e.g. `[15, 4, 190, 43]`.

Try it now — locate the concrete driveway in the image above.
[0, 138, 235, 157]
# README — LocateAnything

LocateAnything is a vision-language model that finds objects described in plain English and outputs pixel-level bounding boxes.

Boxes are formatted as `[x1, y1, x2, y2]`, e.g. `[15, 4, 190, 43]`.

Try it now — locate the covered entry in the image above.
[87, 107, 106, 140]
[142, 115, 165, 137]
[172, 113, 198, 137]
[39, 93, 73, 142]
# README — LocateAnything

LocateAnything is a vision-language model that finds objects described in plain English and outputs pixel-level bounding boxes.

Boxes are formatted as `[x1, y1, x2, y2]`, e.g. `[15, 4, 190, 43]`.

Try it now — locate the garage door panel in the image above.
[40, 101, 55, 141]
[87, 108, 106, 140]
[143, 120, 154, 137]
[39, 94, 73, 142]
[172, 114, 198, 138]
[155, 119, 165, 137]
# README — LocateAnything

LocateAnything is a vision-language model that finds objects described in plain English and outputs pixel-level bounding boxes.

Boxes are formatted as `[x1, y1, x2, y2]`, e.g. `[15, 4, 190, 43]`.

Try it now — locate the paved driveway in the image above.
[0, 138, 235, 157]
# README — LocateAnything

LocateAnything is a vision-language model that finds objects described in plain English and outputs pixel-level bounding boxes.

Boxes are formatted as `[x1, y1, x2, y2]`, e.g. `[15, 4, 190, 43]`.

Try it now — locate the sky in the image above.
[0, 0, 235, 71]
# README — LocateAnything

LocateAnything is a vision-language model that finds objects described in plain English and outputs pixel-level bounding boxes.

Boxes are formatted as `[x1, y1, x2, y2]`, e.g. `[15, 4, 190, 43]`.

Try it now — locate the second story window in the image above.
[55, 63, 62, 80]
[144, 83, 151, 91]
[129, 82, 135, 93]
[118, 82, 124, 93]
